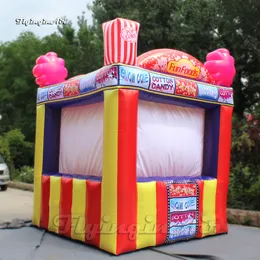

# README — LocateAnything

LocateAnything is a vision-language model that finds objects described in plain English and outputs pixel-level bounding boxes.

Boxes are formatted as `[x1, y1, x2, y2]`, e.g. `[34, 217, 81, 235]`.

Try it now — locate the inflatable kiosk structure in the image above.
[32, 18, 236, 255]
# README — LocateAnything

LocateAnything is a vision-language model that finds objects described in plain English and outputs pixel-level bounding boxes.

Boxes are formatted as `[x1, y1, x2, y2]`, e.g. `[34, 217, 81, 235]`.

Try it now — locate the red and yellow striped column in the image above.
[100, 88, 139, 254]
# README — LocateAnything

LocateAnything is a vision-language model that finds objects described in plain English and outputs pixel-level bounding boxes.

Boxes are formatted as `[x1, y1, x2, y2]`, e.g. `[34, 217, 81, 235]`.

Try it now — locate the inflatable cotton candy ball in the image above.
[204, 48, 236, 87]
[32, 52, 68, 87]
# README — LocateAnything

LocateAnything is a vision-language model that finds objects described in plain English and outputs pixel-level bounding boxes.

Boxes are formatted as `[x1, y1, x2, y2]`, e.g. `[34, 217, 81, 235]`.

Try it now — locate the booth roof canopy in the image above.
[37, 64, 234, 107]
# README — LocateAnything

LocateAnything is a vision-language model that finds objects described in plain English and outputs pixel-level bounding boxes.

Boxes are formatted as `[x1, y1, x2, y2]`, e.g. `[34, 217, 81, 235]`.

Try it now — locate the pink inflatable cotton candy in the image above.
[204, 48, 236, 87]
[32, 52, 68, 87]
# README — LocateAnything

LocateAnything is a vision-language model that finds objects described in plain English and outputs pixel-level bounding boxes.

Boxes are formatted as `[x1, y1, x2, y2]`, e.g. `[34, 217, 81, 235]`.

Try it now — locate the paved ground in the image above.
[0, 188, 33, 222]
[0, 225, 260, 260]
[1, 188, 260, 259]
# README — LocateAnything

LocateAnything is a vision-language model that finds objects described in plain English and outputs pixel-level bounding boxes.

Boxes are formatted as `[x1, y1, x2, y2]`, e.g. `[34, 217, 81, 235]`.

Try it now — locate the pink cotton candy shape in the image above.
[32, 52, 68, 87]
[204, 48, 236, 87]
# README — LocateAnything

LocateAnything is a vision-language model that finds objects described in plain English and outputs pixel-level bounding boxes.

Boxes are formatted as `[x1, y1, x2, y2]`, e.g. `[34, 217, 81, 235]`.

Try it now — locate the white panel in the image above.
[59, 103, 103, 176]
[137, 100, 205, 177]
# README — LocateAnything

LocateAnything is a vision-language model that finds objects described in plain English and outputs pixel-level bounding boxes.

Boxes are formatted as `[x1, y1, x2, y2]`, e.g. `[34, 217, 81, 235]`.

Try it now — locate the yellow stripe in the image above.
[48, 176, 61, 233]
[38, 85, 233, 108]
[100, 89, 118, 254]
[32, 105, 45, 226]
[202, 179, 217, 237]
[71, 179, 87, 242]
[136, 182, 157, 249]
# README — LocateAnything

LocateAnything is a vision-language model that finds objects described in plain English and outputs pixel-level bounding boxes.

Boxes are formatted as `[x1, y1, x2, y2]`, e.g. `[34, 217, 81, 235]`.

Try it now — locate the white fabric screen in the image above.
[59, 102, 104, 176]
[59, 100, 205, 178]
[136, 100, 205, 177]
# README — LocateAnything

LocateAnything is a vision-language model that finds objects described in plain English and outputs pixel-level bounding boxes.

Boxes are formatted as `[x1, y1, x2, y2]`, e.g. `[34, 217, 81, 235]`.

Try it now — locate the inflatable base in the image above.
[34, 175, 227, 255]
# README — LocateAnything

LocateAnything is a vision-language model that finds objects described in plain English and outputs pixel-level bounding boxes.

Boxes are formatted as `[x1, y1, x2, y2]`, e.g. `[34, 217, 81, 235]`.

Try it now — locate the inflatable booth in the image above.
[32, 18, 236, 255]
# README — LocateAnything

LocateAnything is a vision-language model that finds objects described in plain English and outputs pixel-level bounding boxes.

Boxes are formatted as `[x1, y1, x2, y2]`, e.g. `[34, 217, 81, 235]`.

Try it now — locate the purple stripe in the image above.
[43, 173, 215, 182]
[43, 106, 61, 173]
[202, 107, 220, 178]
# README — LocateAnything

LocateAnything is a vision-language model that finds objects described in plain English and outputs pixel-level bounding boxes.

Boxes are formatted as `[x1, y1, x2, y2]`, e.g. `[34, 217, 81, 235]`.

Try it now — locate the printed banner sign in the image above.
[169, 225, 197, 240]
[175, 79, 198, 98]
[197, 83, 219, 101]
[63, 80, 80, 97]
[166, 181, 199, 243]
[119, 66, 149, 88]
[37, 88, 49, 103]
[170, 197, 197, 212]
[218, 88, 234, 104]
[48, 84, 64, 100]
[149, 73, 175, 94]
[96, 66, 118, 88]
[170, 212, 197, 226]
[169, 183, 197, 197]
[79, 73, 96, 93]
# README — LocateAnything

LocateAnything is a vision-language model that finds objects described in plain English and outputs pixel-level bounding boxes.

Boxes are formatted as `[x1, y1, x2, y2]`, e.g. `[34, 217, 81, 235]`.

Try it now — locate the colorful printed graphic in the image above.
[166, 182, 199, 243]
[37, 87, 49, 103]
[119, 66, 149, 88]
[48, 85, 64, 100]
[175, 79, 198, 98]
[63, 80, 80, 97]
[121, 26, 138, 43]
[149, 73, 175, 94]
[197, 83, 219, 101]
[170, 197, 197, 212]
[79, 73, 96, 93]
[96, 66, 118, 88]
[170, 212, 197, 226]
[218, 87, 234, 104]
[167, 59, 200, 79]
[169, 183, 197, 198]
[169, 225, 197, 240]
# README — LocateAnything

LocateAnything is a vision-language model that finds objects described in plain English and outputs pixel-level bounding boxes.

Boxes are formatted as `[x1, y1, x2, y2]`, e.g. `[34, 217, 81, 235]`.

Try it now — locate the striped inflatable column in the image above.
[100, 89, 139, 255]
[32, 104, 45, 226]
[216, 106, 233, 234]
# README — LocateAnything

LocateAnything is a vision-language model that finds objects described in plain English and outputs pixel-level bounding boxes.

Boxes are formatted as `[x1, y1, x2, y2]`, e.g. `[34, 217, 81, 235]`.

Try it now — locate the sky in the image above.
[0, 0, 93, 42]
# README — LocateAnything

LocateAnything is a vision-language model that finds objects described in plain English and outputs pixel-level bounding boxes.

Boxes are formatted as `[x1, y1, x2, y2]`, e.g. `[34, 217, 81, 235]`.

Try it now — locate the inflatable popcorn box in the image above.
[102, 18, 140, 66]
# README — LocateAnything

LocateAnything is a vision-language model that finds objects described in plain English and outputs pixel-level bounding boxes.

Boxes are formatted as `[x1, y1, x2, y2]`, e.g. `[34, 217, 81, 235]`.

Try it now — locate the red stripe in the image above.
[102, 23, 107, 65]
[103, 22, 109, 65]
[133, 23, 139, 65]
[40, 175, 50, 229]
[156, 182, 168, 245]
[216, 106, 233, 234]
[196, 180, 204, 238]
[108, 22, 112, 64]
[117, 19, 122, 63]
[111, 20, 115, 63]
[85, 180, 101, 247]
[123, 20, 128, 64]
[116, 89, 139, 254]
[59, 177, 73, 237]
